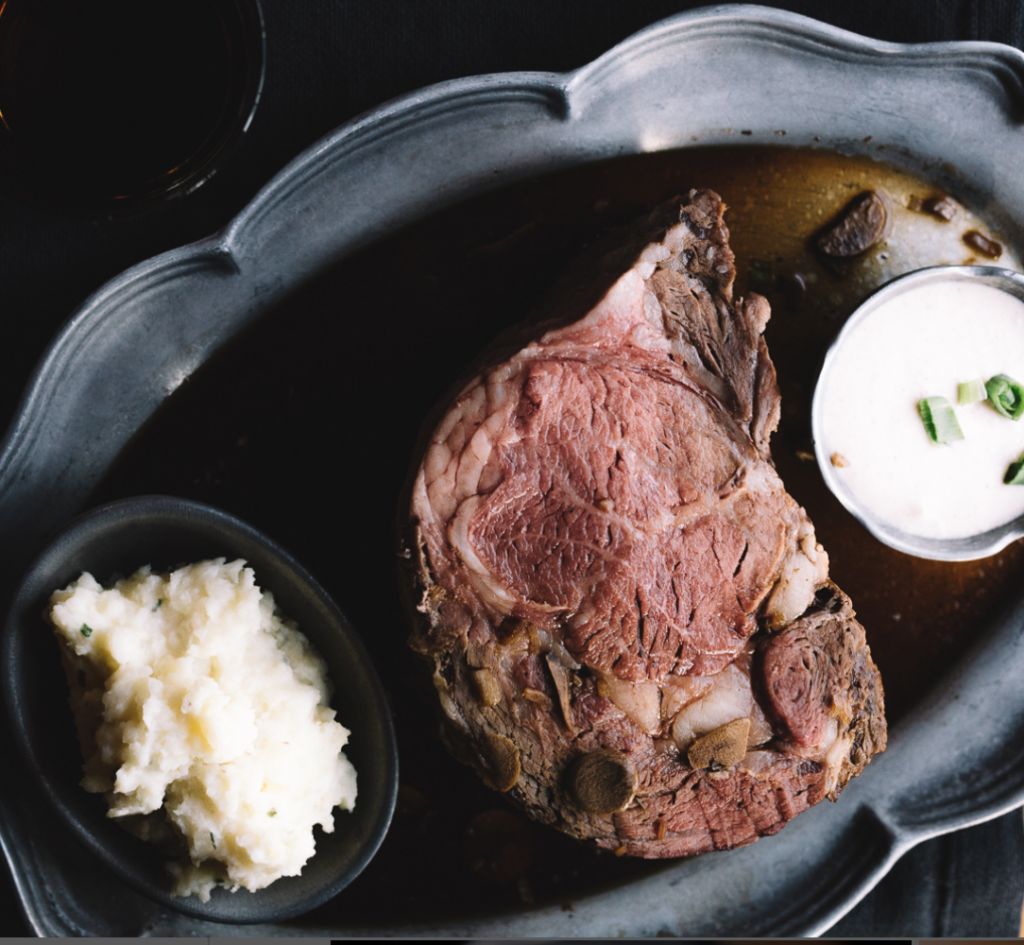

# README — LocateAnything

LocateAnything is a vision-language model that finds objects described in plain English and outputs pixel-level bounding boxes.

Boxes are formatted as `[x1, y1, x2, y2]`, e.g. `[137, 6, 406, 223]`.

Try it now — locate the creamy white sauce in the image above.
[819, 280, 1024, 539]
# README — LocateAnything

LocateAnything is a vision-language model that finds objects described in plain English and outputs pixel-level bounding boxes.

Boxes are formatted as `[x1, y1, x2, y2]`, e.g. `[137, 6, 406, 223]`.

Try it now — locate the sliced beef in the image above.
[399, 190, 886, 857]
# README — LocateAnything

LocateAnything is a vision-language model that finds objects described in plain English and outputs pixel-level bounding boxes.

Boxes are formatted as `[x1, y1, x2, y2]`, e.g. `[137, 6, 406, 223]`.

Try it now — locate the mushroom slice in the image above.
[480, 733, 521, 792]
[817, 190, 889, 257]
[687, 718, 751, 770]
[545, 653, 577, 735]
[566, 749, 637, 814]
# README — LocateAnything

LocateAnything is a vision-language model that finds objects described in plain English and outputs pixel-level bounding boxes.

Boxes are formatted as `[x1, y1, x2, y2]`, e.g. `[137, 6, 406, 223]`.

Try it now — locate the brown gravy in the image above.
[91, 145, 1024, 925]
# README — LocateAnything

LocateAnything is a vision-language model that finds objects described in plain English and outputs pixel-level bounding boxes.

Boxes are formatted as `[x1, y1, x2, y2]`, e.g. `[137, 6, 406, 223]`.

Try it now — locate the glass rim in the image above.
[0, 0, 267, 215]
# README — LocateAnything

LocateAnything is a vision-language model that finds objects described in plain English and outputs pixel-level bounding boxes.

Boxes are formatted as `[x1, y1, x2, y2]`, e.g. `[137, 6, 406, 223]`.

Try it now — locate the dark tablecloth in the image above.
[3, 1, 1024, 937]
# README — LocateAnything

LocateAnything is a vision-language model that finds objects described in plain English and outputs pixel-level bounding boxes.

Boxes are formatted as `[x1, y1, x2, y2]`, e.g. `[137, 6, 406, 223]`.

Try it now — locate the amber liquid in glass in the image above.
[0, 0, 241, 207]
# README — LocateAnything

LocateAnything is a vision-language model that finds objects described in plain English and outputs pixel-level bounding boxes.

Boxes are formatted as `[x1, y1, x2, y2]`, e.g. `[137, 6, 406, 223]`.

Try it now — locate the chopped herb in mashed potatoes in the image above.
[48, 558, 357, 901]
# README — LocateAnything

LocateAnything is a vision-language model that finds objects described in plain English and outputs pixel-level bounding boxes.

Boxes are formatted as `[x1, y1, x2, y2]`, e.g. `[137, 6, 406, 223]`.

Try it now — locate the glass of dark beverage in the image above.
[0, 0, 265, 213]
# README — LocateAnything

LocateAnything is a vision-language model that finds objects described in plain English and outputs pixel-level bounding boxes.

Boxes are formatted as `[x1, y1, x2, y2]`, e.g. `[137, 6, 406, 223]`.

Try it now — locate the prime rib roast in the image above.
[399, 189, 886, 857]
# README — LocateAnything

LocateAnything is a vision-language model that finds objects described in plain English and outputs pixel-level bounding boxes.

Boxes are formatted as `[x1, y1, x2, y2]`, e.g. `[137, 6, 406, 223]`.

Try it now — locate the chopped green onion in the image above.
[918, 396, 964, 444]
[80, 624, 93, 638]
[210, 832, 216, 849]
[152, 599, 163, 612]
[958, 379, 987, 404]
[1005, 452, 1024, 484]
[268, 810, 277, 817]
[986, 374, 1024, 419]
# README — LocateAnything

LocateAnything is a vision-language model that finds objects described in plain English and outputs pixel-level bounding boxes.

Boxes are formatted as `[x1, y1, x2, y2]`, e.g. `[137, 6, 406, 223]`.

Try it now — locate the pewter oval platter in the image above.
[4, 4, 1024, 936]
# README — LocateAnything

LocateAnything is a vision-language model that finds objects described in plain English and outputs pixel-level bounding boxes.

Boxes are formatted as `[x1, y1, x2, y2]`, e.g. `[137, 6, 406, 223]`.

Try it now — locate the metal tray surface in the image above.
[3, 4, 1024, 936]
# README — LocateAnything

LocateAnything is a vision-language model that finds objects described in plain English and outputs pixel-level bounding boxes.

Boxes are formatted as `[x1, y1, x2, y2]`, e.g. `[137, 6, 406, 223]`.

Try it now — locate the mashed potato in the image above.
[48, 558, 358, 900]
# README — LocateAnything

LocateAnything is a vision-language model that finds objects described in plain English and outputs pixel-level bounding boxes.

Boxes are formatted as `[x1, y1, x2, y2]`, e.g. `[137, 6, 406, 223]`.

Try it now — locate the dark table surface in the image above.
[3, 1, 1024, 937]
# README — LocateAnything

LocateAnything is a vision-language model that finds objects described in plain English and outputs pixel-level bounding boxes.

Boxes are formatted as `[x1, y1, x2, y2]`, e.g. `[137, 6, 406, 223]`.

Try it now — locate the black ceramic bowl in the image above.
[0, 496, 397, 924]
